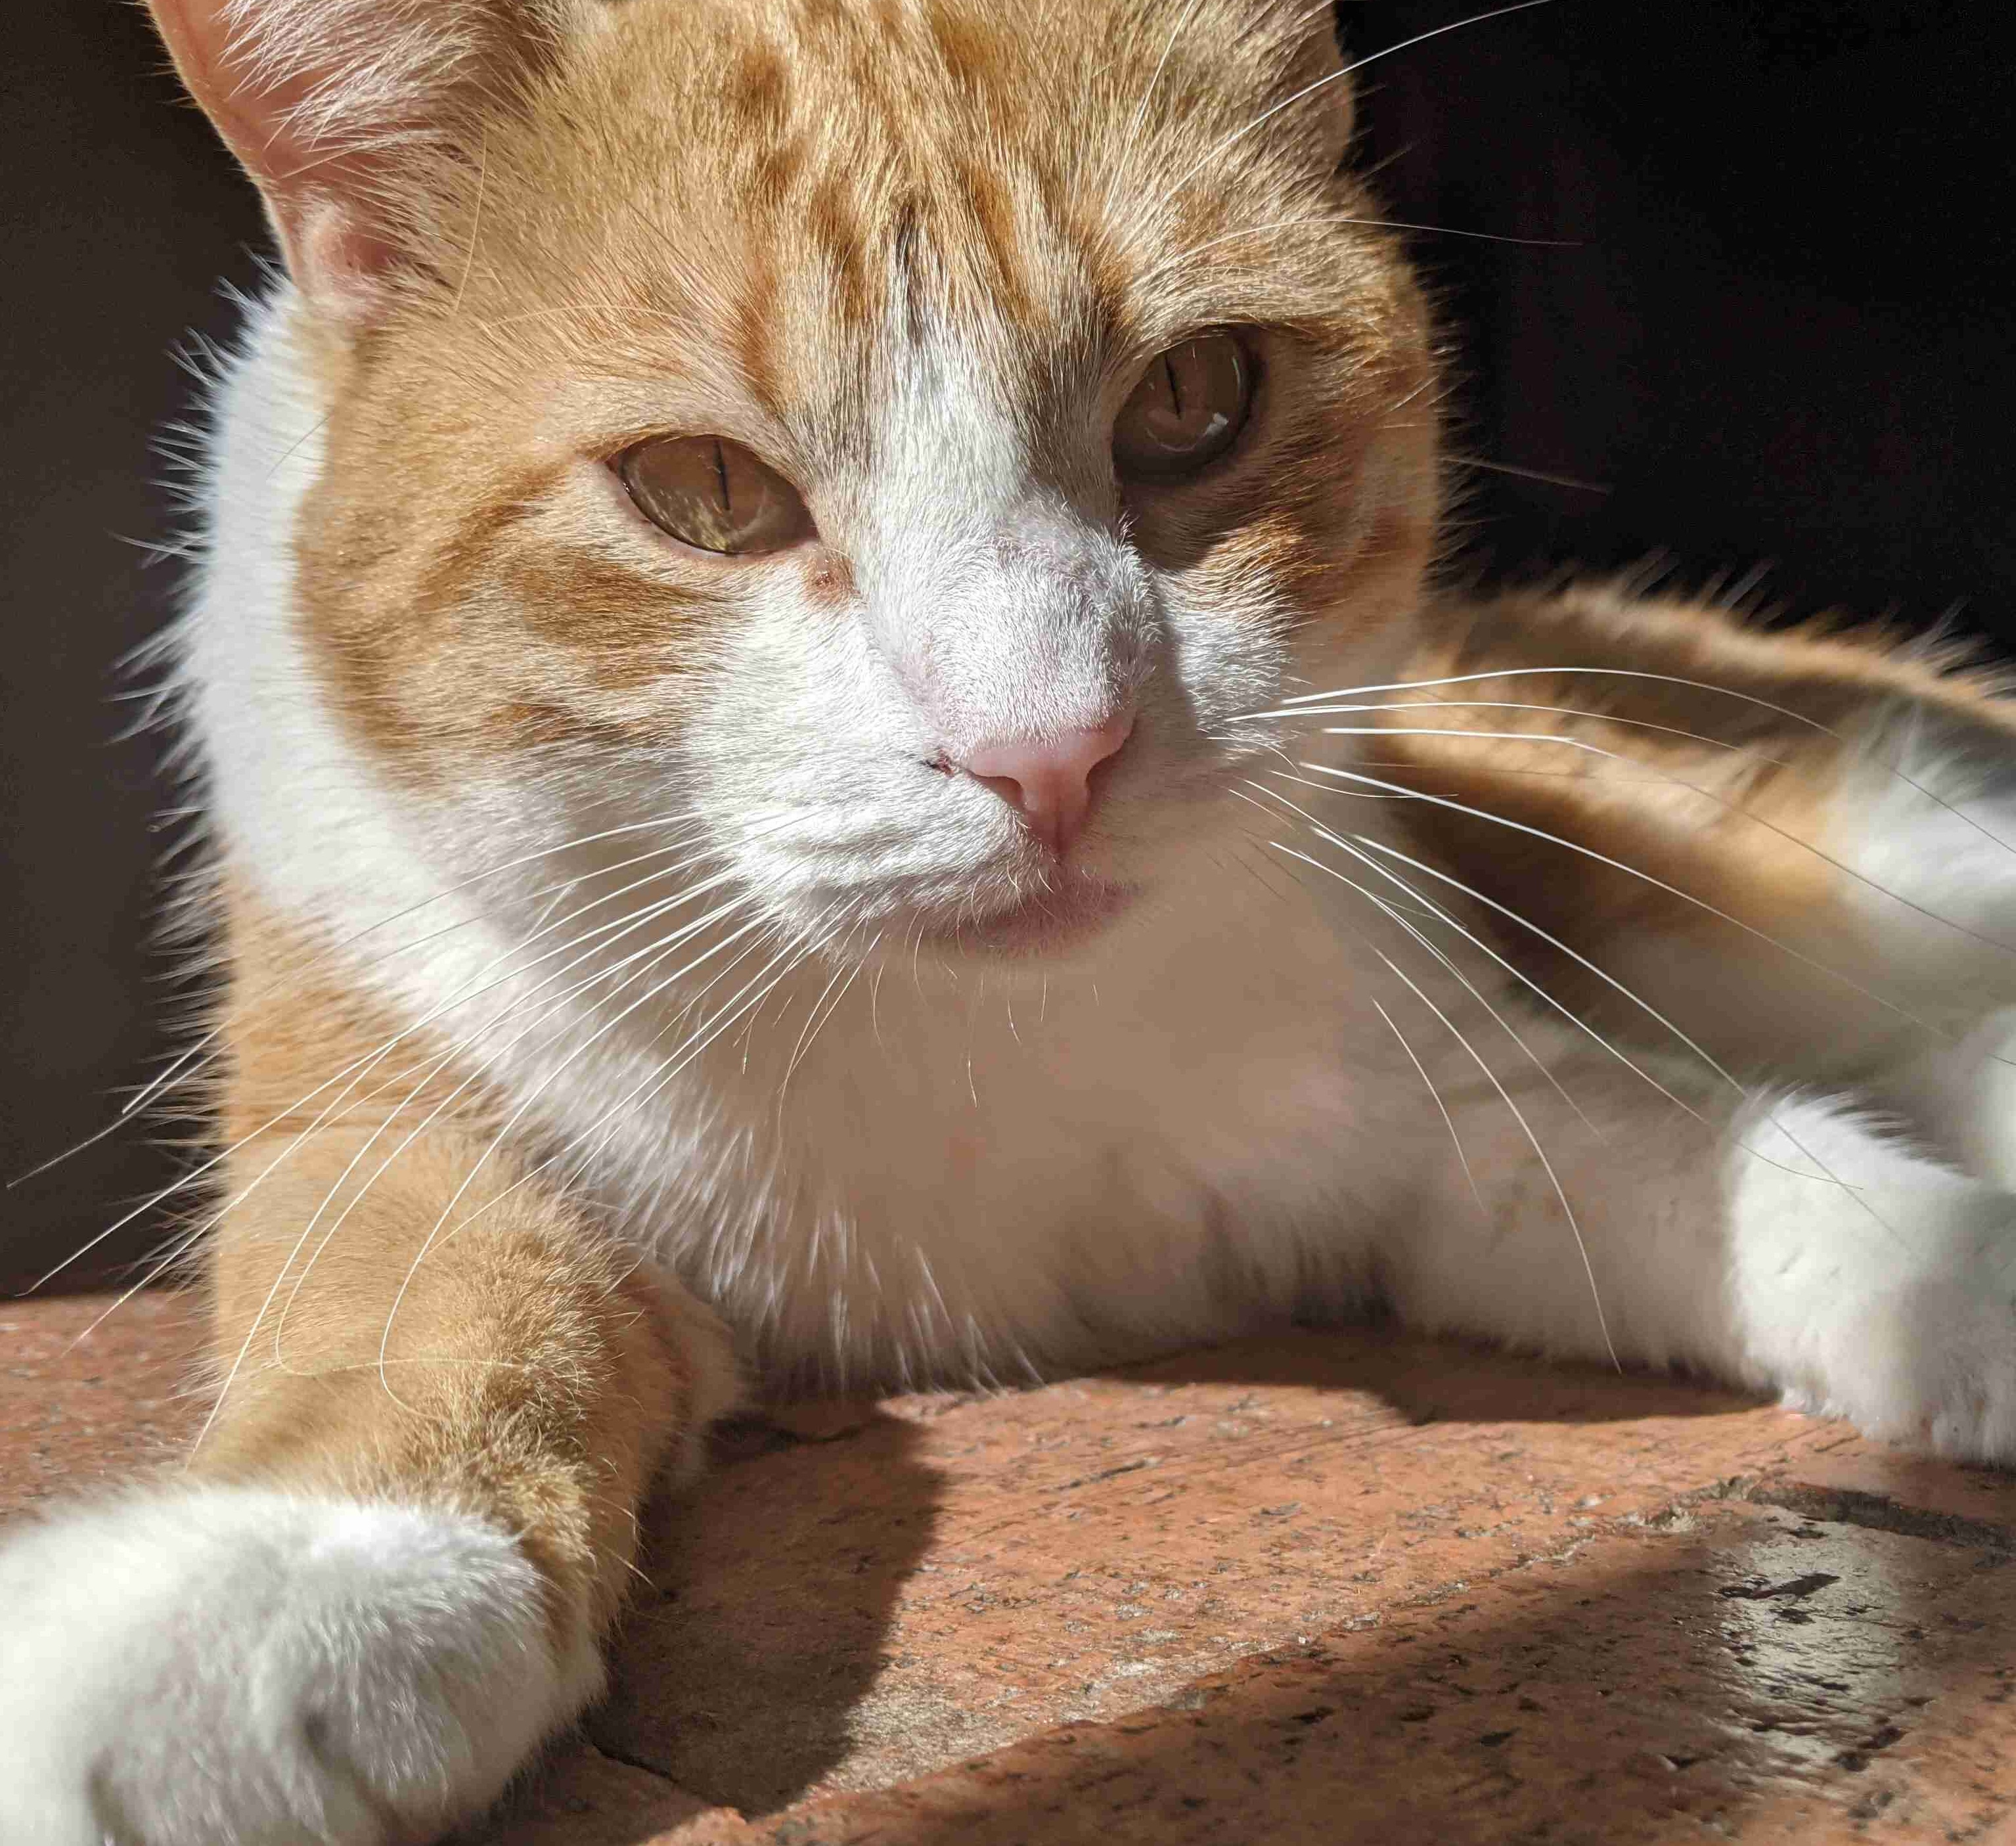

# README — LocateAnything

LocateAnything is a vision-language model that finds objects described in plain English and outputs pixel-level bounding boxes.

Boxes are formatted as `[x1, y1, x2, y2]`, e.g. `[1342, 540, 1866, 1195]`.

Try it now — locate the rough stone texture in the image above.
[468, 1749, 720, 1846]
[0, 1286, 201, 1518]
[8, 1292, 2016, 1845]
[637, 1506, 2016, 1845]
[595, 1333, 1879, 1811]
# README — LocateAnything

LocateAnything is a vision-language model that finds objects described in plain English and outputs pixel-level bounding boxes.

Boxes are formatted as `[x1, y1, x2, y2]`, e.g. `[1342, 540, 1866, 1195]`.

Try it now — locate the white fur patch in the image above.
[0, 1487, 579, 1845]
[179, 289, 1437, 1389]
[1728, 1093, 2016, 1461]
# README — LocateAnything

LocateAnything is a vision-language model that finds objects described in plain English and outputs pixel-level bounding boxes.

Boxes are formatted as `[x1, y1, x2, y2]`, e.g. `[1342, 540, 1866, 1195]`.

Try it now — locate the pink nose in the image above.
[960, 714, 1135, 857]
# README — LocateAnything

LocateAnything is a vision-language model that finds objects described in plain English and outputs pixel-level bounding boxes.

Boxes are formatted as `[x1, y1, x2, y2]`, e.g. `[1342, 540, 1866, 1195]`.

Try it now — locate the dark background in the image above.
[1, 1, 2009, 1292]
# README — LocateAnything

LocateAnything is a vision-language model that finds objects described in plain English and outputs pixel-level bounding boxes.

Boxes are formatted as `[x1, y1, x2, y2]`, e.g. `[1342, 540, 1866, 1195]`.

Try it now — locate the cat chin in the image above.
[953, 878, 1141, 958]
[889, 874, 1142, 962]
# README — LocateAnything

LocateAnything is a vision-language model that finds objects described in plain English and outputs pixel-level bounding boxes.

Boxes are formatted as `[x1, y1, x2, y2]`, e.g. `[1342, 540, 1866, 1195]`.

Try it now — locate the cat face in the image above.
[165, 0, 1439, 959]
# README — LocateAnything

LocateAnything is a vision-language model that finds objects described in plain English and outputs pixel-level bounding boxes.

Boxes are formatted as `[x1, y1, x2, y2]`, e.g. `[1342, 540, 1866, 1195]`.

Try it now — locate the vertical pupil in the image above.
[1111, 334, 1247, 479]
[713, 439, 732, 514]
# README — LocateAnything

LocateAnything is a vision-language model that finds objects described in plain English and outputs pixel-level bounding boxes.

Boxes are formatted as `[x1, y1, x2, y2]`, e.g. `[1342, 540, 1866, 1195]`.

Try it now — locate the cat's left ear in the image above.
[1215, 0, 1355, 171]
[145, 0, 577, 324]
[1280, 3, 1355, 167]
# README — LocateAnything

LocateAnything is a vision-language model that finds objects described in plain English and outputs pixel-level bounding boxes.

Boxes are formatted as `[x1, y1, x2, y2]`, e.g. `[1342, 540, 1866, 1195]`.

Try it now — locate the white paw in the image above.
[1767, 1249, 2016, 1463]
[0, 1487, 586, 1845]
[1730, 1096, 2016, 1464]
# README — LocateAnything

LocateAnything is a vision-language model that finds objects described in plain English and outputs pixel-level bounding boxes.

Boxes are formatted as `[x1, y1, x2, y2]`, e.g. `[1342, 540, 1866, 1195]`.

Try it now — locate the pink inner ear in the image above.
[286, 189, 410, 313]
[146, 0, 415, 313]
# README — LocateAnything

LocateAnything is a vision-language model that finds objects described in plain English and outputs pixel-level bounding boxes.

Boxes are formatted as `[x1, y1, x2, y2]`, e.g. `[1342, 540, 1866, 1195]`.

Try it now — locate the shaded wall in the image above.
[2, 5, 264, 1292]
[1356, 0, 2009, 623]
[1, 1, 2009, 1290]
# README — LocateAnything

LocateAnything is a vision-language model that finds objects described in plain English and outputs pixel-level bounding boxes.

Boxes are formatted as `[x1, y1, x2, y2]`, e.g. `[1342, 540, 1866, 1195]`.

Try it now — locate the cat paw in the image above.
[1778, 1261, 2016, 1464]
[0, 1486, 587, 1845]
[1747, 1218, 2016, 1463]
[1728, 1096, 2016, 1466]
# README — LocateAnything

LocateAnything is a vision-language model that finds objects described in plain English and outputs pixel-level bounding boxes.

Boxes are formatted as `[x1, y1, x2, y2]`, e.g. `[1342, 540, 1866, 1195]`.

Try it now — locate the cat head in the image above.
[154, 0, 1439, 961]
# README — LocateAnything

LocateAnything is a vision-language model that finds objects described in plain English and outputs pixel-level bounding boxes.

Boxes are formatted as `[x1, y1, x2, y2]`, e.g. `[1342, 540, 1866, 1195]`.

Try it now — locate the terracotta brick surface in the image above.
[594, 1335, 1883, 1811]
[0, 1286, 202, 1518]
[473, 1750, 720, 1846]
[632, 1506, 2016, 1846]
[8, 1292, 2016, 1845]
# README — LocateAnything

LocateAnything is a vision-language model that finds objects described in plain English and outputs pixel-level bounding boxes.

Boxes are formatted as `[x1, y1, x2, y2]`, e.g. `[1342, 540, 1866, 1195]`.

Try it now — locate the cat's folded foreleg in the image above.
[0, 1109, 736, 1846]
[1724, 1091, 2016, 1460]
[1382, 1057, 2016, 1462]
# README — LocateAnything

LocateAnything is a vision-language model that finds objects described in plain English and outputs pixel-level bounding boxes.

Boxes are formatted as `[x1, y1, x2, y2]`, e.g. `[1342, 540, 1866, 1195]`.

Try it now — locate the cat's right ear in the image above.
[144, 0, 566, 324]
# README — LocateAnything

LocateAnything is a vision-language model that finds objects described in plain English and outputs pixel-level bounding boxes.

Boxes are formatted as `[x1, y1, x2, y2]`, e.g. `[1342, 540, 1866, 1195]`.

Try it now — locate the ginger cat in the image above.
[6, 1, 2016, 1840]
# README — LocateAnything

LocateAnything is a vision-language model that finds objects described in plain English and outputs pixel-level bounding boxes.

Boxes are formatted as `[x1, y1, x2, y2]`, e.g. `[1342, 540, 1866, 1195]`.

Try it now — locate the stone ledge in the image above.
[8, 1290, 2014, 1843]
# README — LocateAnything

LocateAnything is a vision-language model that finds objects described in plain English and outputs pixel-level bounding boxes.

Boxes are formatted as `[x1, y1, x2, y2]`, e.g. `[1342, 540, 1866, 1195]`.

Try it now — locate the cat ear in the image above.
[144, 0, 570, 322]
[1209, 0, 1355, 171]
[1280, 4, 1355, 166]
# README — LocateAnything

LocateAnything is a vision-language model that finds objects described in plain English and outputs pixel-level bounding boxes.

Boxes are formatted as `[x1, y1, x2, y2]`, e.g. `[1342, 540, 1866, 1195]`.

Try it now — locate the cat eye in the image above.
[616, 434, 813, 555]
[1113, 333, 1253, 480]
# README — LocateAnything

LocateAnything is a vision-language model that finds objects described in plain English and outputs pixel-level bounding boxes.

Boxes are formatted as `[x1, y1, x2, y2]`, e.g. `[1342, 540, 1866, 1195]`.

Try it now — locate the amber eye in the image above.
[1113, 333, 1253, 480]
[616, 434, 813, 554]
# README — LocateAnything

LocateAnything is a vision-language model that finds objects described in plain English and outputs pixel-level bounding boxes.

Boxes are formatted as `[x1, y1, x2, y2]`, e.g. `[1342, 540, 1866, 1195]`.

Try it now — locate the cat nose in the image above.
[959, 713, 1135, 857]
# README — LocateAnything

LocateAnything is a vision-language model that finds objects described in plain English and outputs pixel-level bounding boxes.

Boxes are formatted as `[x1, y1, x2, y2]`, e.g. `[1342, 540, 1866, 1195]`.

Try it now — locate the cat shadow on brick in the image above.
[857, 1503, 2002, 1846]
[1136, 1322, 1760, 1430]
[579, 1324, 1746, 1818]
[588, 1408, 943, 1816]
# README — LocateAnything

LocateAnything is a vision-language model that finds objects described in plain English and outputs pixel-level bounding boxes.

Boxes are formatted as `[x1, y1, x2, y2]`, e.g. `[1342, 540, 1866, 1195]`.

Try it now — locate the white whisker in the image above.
[1284, 761, 1951, 1037]
[371, 911, 786, 1407]
[1445, 455, 1610, 495]
[196, 890, 760, 1443]
[471, 924, 840, 1246]
[1340, 832, 1919, 1221]
[1303, 709, 2016, 962]
[1254, 667, 2016, 872]
[1372, 999, 1483, 1215]
[262, 899, 748, 1366]
[1273, 838, 1620, 1371]
[7, 812, 731, 1192]
[33, 862, 748, 1294]
[1105, 0, 1215, 221]
[1240, 780, 1709, 1123]
[1136, 212, 1577, 289]
[1238, 785, 1602, 1137]
[782, 928, 880, 1104]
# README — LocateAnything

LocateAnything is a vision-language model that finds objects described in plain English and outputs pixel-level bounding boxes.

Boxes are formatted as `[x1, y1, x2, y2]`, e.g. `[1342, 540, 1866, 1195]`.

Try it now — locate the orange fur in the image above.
[238, 0, 1437, 775]
[1382, 584, 2016, 1069]
[129, 4, 1442, 1731]
[133, 0, 1446, 1751]
[198, 889, 738, 1666]
[154, 0, 2014, 1661]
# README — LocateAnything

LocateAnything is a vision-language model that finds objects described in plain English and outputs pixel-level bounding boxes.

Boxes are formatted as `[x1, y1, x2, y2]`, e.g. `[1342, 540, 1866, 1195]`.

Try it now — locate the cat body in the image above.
[180, 292, 1807, 1394]
[5, 1, 2016, 1841]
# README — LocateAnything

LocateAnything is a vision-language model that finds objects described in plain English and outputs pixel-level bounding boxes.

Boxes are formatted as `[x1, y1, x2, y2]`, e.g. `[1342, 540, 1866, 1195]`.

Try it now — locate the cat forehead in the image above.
[443, 0, 1351, 424]
[594, 0, 1327, 124]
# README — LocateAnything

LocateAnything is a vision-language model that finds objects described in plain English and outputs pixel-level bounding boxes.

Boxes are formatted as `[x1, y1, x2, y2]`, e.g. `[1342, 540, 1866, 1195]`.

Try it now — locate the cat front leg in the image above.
[0, 1096, 735, 1845]
[1723, 1091, 2016, 1460]
[1380, 1052, 2016, 1462]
